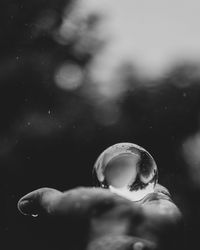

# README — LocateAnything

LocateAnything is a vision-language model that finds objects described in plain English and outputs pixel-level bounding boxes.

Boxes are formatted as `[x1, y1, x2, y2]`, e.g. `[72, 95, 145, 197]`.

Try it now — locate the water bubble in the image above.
[93, 142, 158, 201]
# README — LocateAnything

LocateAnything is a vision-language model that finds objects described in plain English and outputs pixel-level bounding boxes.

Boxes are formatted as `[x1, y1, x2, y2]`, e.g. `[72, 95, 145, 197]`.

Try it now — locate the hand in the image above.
[17, 184, 182, 250]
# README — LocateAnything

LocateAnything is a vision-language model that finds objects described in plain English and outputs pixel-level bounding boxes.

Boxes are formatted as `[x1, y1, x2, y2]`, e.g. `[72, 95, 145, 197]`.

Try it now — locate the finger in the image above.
[154, 184, 171, 197]
[17, 187, 130, 218]
[17, 187, 62, 216]
[49, 187, 141, 218]
[87, 235, 156, 250]
[17, 187, 127, 217]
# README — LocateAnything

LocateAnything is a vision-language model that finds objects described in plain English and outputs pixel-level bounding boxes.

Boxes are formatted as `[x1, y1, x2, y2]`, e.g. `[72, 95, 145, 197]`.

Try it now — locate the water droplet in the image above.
[31, 214, 39, 218]
[93, 142, 158, 201]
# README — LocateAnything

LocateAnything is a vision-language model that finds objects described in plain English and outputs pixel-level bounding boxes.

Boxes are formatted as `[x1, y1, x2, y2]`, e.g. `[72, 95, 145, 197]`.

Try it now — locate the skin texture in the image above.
[17, 184, 182, 250]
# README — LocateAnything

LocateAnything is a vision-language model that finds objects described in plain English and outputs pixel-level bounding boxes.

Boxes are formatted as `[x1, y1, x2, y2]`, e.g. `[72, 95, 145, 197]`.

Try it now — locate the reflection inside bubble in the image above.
[93, 143, 158, 201]
[104, 153, 138, 188]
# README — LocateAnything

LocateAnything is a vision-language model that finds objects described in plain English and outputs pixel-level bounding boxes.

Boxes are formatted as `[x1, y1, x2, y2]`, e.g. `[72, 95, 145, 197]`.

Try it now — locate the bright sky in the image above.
[79, 0, 200, 80]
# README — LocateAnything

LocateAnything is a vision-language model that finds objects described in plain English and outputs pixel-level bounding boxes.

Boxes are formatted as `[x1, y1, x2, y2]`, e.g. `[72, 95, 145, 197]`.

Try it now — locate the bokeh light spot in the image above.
[55, 63, 83, 91]
[182, 132, 200, 186]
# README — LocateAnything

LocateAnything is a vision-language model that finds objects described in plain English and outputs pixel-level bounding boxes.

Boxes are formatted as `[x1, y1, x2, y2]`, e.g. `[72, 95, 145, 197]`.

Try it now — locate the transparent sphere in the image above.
[93, 143, 158, 201]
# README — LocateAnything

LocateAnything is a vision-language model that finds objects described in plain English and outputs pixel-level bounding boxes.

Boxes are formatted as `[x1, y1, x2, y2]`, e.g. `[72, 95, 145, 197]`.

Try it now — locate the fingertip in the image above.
[17, 198, 38, 216]
[17, 190, 41, 216]
[17, 188, 62, 216]
[17, 199, 29, 215]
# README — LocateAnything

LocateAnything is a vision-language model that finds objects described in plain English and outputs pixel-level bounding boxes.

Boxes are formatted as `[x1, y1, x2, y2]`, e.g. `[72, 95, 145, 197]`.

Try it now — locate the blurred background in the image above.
[2, 0, 200, 249]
